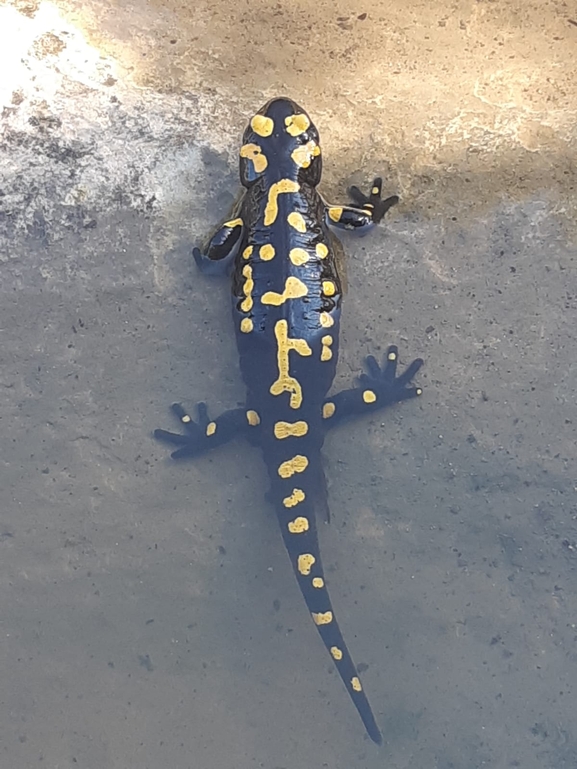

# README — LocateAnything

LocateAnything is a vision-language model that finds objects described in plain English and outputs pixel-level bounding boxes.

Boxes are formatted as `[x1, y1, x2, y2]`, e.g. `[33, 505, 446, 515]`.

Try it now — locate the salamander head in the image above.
[239, 97, 322, 188]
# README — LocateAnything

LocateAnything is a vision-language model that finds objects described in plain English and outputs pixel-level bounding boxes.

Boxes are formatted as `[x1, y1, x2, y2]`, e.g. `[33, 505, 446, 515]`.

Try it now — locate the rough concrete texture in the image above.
[1, 0, 576, 767]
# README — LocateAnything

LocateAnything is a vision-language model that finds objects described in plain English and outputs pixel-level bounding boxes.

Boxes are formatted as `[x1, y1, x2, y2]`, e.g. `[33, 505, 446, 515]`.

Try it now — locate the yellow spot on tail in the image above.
[321, 335, 333, 362]
[291, 140, 321, 168]
[312, 611, 333, 625]
[259, 244, 275, 261]
[251, 114, 273, 137]
[264, 180, 299, 225]
[240, 265, 254, 312]
[240, 318, 253, 333]
[239, 143, 268, 173]
[363, 390, 377, 403]
[285, 113, 310, 136]
[262, 277, 308, 306]
[287, 516, 309, 533]
[287, 211, 306, 232]
[330, 646, 343, 660]
[289, 247, 309, 266]
[297, 553, 315, 575]
[312, 577, 324, 588]
[322, 402, 336, 419]
[274, 420, 309, 439]
[181, 414, 191, 424]
[223, 218, 243, 228]
[270, 320, 312, 409]
[246, 410, 260, 426]
[319, 311, 334, 328]
[278, 455, 309, 478]
[351, 677, 362, 692]
[322, 280, 336, 297]
[283, 488, 306, 508]
[242, 245, 253, 260]
[206, 421, 217, 436]
[316, 242, 329, 259]
[328, 207, 343, 223]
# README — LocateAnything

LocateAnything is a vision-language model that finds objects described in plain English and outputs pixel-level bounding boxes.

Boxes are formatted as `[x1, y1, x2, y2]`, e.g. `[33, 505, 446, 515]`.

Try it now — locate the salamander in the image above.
[154, 97, 423, 744]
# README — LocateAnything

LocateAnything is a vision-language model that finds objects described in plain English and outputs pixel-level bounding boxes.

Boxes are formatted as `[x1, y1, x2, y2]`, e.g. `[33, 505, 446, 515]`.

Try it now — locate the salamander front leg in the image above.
[324, 177, 399, 233]
[154, 402, 261, 459]
[322, 345, 423, 429]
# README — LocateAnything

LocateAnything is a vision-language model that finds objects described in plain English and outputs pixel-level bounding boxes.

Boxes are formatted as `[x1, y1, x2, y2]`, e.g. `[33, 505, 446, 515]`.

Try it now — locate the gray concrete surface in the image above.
[1, 1, 576, 767]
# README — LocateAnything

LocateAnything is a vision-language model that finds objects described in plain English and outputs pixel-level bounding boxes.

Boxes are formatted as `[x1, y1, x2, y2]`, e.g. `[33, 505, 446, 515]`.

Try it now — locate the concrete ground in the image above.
[1, 1, 576, 767]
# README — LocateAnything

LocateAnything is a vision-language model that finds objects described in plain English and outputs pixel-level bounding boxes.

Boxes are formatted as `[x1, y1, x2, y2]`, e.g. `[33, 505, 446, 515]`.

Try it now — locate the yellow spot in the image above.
[240, 265, 254, 312]
[312, 577, 324, 588]
[206, 421, 217, 437]
[416, 387, 423, 396]
[289, 247, 309, 266]
[283, 488, 306, 508]
[223, 218, 243, 228]
[259, 244, 275, 261]
[363, 390, 377, 404]
[371, 186, 380, 195]
[328, 207, 343, 223]
[388, 350, 397, 361]
[319, 311, 334, 328]
[312, 611, 333, 625]
[316, 242, 328, 259]
[262, 277, 308, 306]
[322, 402, 336, 419]
[181, 414, 191, 424]
[242, 245, 253, 260]
[246, 410, 260, 426]
[264, 179, 299, 225]
[274, 420, 309, 439]
[297, 553, 316, 575]
[251, 114, 273, 137]
[321, 335, 333, 362]
[240, 318, 253, 333]
[278, 455, 309, 479]
[287, 516, 309, 533]
[240, 143, 268, 173]
[287, 211, 306, 232]
[351, 677, 362, 692]
[291, 140, 321, 168]
[270, 320, 312, 409]
[322, 280, 336, 297]
[330, 646, 343, 660]
[285, 113, 310, 136]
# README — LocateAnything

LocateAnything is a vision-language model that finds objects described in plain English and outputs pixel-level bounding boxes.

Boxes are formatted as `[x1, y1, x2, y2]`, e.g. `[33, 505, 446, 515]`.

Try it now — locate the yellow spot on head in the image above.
[240, 318, 253, 333]
[262, 276, 308, 306]
[206, 421, 217, 437]
[289, 247, 309, 266]
[322, 402, 336, 419]
[259, 244, 275, 261]
[246, 410, 260, 426]
[330, 646, 343, 660]
[181, 414, 191, 424]
[312, 611, 333, 625]
[320, 335, 333, 362]
[283, 488, 306, 508]
[291, 140, 321, 168]
[322, 280, 336, 297]
[251, 114, 274, 137]
[264, 179, 299, 226]
[319, 311, 334, 328]
[239, 143, 268, 173]
[223, 218, 243, 229]
[297, 553, 315, 575]
[363, 390, 377, 404]
[351, 677, 362, 692]
[285, 113, 310, 136]
[316, 242, 328, 259]
[328, 207, 343, 223]
[242, 245, 253, 260]
[269, 320, 312, 409]
[278, 455, 309, 478]
[287, 516, 309, 533]
[312, 577, 324, 588]
[287, 211, 306, 232]
[274, 420, 309, 439]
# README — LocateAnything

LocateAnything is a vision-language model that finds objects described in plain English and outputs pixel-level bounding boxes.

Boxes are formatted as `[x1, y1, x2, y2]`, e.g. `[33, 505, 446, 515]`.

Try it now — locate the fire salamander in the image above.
[155, 97, 423, 745]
